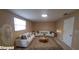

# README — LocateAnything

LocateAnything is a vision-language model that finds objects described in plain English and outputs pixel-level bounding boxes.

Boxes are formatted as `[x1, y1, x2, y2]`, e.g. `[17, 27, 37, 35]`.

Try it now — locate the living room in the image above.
[0, 9, 79, 50]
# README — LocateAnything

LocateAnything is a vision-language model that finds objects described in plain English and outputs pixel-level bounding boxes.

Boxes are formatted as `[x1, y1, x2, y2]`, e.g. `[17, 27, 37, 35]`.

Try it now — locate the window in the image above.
[14, 17, 26, 31]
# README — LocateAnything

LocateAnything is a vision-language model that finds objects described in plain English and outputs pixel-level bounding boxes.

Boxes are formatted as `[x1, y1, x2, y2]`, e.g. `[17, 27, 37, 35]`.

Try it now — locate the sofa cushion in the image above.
[19, 39, 29, 47]
[21, 35, 27, 39]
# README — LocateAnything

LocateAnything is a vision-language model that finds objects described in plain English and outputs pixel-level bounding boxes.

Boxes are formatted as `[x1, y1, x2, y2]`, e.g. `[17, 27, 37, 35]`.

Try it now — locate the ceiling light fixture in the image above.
[42, 14, 48, 17]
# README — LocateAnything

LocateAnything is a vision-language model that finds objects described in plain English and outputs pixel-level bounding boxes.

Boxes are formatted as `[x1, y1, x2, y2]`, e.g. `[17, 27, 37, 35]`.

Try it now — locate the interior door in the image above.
[63, 17, 74, 47]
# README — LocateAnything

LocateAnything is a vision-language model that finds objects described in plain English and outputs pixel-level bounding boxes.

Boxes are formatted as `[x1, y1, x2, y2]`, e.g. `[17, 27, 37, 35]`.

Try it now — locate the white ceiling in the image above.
[9, 9, 75, 22]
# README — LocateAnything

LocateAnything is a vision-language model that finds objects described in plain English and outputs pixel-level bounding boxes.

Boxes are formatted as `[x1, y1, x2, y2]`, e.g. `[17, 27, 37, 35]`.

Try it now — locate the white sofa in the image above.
[35, 31, 55, 37]
[15, 31, 56, 47]
[15, 32, 35, 47]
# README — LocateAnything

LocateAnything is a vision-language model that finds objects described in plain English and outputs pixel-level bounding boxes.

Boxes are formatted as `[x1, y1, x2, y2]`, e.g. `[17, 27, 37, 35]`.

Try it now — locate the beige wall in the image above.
[0, 10, 14, 46]
[0, 29, 2, 46]
[31, 21, 56, 32]
[0, 10, 32, 46]
[56, 19, 64, 41]
[72, 17, 79, 49]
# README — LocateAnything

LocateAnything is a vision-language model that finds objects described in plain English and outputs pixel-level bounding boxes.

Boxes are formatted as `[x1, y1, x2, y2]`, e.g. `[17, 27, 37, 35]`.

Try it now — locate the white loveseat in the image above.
[15, 32, 35, 47]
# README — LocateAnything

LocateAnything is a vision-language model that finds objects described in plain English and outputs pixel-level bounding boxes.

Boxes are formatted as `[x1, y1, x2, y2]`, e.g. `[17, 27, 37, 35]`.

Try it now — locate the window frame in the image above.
[14, 17, 26, 31]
